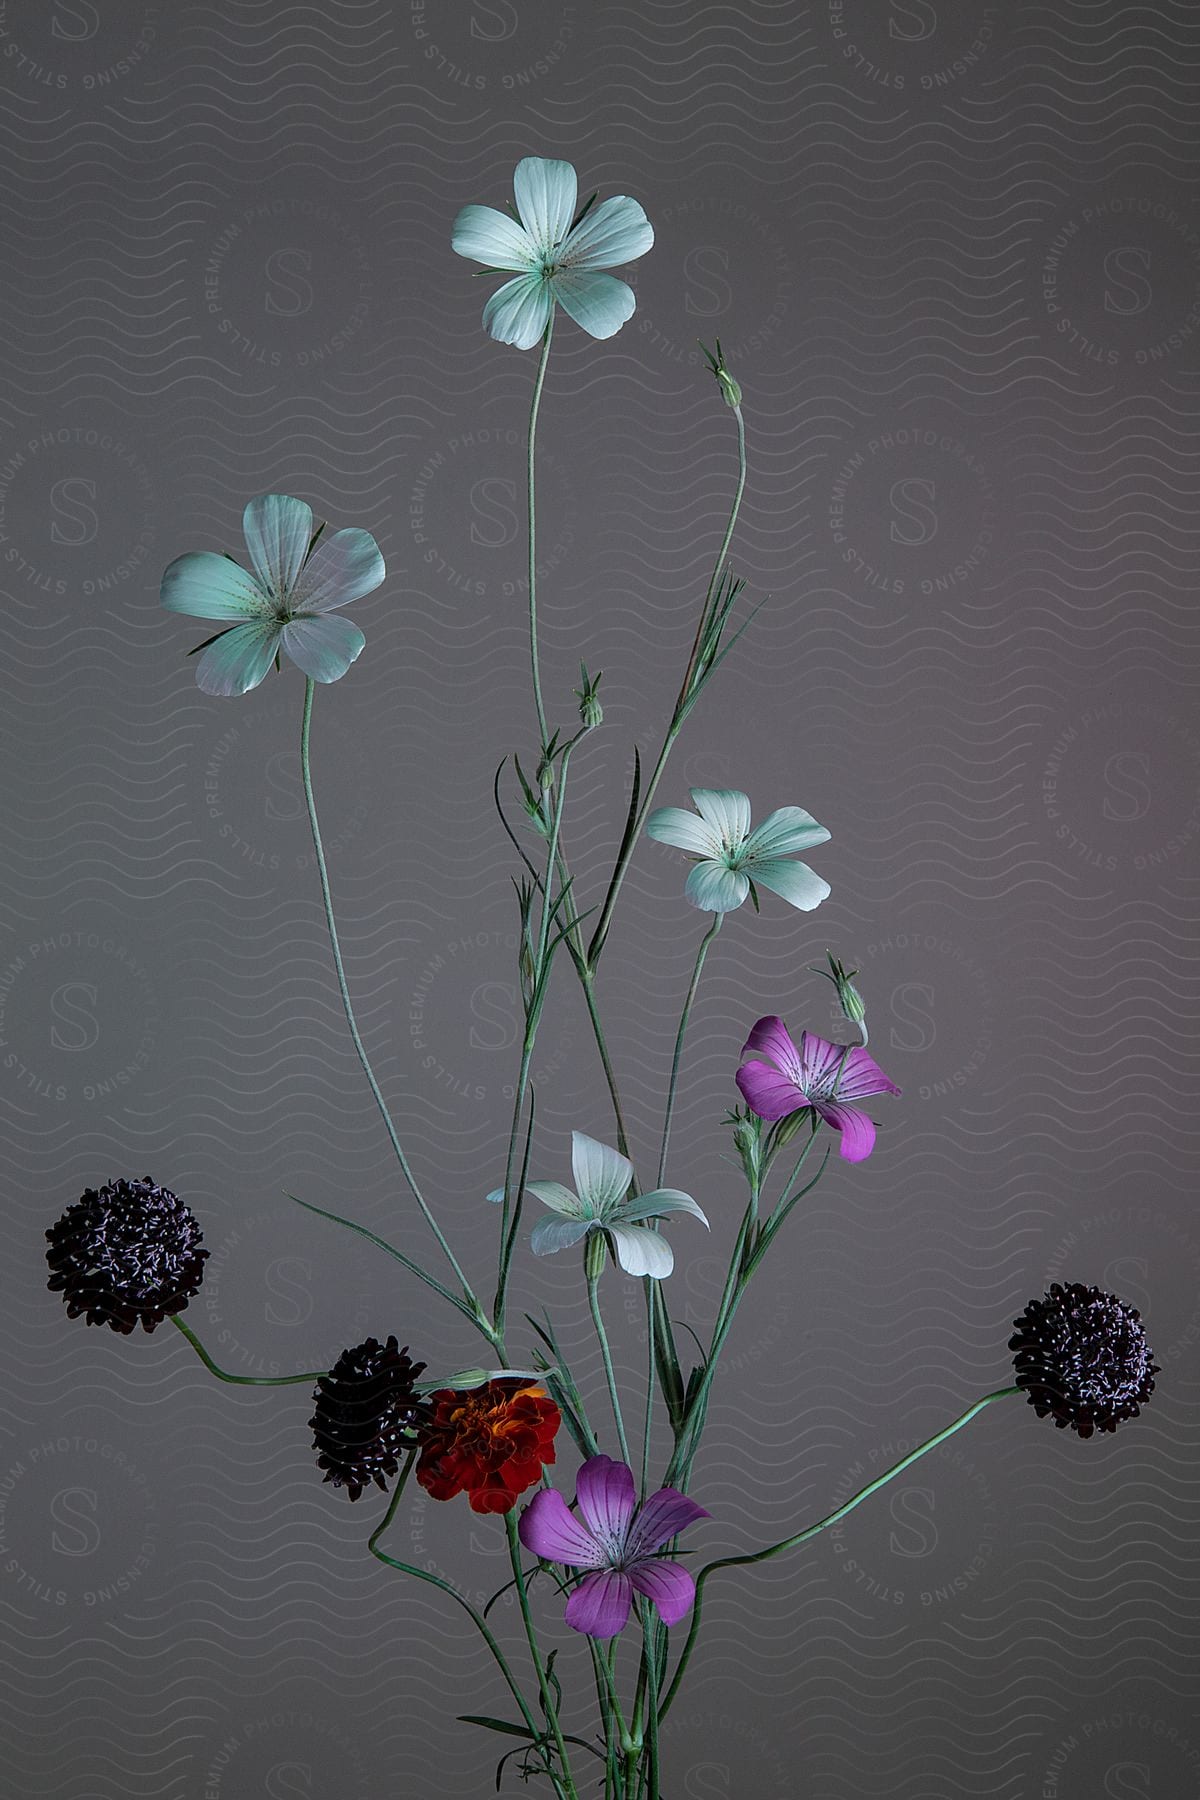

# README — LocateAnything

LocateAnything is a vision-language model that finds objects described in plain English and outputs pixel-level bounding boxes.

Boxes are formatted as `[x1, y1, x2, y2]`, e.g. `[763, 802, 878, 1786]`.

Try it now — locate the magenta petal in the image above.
[735, 1059, 809, 1122]
[629, 1557, 697, 1626]
[796, 1030, 846, 1092]
[739, 1015, 802, 1077]
[564, 1569, 634, 1638]
[830, 1044, 902, 1101]
[574, 1455, 637, 1549]
[625, 1487, 710, 1559]
[816, 1100, 877, 1162]
[518, 1488, 603, 1568]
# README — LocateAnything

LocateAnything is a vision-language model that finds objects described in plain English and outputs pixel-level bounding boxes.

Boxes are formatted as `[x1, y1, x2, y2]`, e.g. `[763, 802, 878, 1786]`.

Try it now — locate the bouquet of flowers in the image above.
[43, 158, 1158, 1800]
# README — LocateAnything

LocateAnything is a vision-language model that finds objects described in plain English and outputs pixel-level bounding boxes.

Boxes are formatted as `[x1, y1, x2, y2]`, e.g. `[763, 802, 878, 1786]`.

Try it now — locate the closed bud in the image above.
[574, 663, 603, 729]
[811, 951, 868, 1041]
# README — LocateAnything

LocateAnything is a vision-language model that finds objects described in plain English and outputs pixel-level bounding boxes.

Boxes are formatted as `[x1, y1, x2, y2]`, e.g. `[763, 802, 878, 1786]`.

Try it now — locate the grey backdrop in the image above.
[3, 2, 1199, 1796]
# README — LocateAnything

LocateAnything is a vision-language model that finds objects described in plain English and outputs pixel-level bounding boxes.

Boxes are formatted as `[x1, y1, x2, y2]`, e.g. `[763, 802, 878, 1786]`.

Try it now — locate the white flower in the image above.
[646, 788, 831, 914]
[452, 156, 653, 350]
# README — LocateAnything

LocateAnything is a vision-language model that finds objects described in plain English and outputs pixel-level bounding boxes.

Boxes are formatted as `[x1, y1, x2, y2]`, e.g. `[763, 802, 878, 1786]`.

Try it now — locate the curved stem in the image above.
[299, 679, 477, 1308]
[169, 1313, 327, 1384]
[656, 912, 722, 1190]
[659, 1387, 1023, 1722]
[505, 1511, 579, 1800]
[527, 313, 555, 752]
[587, 1264, 631, 1464]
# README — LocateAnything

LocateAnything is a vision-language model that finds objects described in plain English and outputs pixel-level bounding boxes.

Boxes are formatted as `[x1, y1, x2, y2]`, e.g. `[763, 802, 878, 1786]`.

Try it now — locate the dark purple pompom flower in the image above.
[46, 1176, 209, 1335]
[1009, 1283, 1158, 1438]
[310, 1336, 428, 1501]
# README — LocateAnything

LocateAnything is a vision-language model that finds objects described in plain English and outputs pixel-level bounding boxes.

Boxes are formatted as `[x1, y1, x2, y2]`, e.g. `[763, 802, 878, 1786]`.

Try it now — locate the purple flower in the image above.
[735, 1017, 900, 1163]
[518, 1454, 709, 1639]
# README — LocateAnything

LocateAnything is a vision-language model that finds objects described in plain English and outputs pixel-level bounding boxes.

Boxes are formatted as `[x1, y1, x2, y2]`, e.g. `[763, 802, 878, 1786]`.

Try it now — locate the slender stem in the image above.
[656, 912, 722, 1189]
[659, 1387, 1023, 1722]
[299, 679, 477, 1307]
[169, 1313, 327, 1384]
[527, 313, 555, 752]
[637, 1600, 662, 1800]
[368, 1455, 566, 1795]
[640, 1274, 656, 1500]
[505, 1511, 579, 1800]
[587, 1263, 631, 1464]
[285, 1190, 483, 1331]
[581, 971, 632, 1159]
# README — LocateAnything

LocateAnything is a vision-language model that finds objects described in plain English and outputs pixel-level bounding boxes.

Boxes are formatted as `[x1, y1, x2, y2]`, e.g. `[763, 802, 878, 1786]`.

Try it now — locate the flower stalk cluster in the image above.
[42, 156, 1162, 1800]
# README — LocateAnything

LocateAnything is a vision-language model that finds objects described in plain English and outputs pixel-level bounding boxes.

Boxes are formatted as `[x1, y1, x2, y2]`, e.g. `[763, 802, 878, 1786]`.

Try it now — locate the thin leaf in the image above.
[283, 1191, 477, 1323]
[587, 744, 641, 967]
[460, 1715, 539, 1740]
[186, 628, 232, 658]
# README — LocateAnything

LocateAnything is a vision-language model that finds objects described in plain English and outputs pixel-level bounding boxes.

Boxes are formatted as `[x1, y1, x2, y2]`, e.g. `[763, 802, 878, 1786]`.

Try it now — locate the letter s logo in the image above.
[889, 981, 936, 1053]
[265, 1763, 314, 1799]
[49, 982, 100, 1053]
[263, 1257, 313, 1328]
[889, 1485, 938, 1558]
[1101, 751, 1151, 823]
[53, 0, 101, 41]
[50, 1487, 102, 1557]
[263, 749, 305, 822]
[49, 477, 100, 547]
[683, 246, 733, 319]
[889, 477, 938, 546]
[1104, 1764, 1151, 1799]
[471, 0, 519, 39]
[469, 477, 519, 549]
[468, 981, 518, 1052]
[889, 0, 938, 41]
[1103, 247, 1153, 318]
[264, 248, 315, 318]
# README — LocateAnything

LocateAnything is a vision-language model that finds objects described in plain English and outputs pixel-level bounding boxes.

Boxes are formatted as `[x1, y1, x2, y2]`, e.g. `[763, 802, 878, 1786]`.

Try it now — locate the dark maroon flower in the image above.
[310, 1336, 428, 1501]
[46, 1176, 209, 1335]
[1009, 1283, 1158, 1438]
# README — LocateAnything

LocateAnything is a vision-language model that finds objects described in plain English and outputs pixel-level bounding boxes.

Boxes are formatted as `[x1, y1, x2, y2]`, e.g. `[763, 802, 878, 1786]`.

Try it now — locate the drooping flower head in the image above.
[452, 156, 653, 350]
[518, 1454, 709, 1639]
[416, 1378, 560, 1514]
[310, 1335, 429, 1501]
[646, 789, 831, 915]
[736, 1018, 900, 1163]
[45, 1176, 209, 1335]
[490, 1131, 708, 1279]
[161, 493, 386, 697]
[1009, 1284, 1158, 1439]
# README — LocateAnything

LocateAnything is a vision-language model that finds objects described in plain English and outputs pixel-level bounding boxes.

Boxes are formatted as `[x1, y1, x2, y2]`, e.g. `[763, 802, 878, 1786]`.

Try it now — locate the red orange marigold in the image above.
[415, 1378, 560, 1514]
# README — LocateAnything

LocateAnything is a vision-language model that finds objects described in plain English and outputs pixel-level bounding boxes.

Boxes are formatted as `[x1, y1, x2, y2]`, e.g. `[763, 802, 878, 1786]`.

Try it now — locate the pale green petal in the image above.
[482, 272, 554, 349]
[550, 270, 636, 340]
[160, 550, 271, 621]
[290, 527, 385, 614]
[280, 615, 365, 684]
[606, 1224, 673, 1280]
[525, 1180, 585, 1218]
[690, 789, 752, 850]
[512, 156, 577, 252]
[743, 805, 831, 860]
[531, 1216, 592, 1257]
[194, 621, 283, 698]
[560, 194, 654, 271]
[685, 860, 748, 913]
[618, 1189, 709, 1229]
[243, 494, 313, 602]
[645, 806, 720, 857]
[570, 1132, 633, 1215]
[750, 857, 831, 912]
[451, 203, 537, 270]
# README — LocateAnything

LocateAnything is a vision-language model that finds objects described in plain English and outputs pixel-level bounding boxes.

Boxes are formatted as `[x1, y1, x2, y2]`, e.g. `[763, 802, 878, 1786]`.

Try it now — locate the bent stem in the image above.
[300, 678, 477, 1310]
[169, 1313, 327, 1384]
[658, 1386, 1023, 1722]
[656, 912, 723, 1189]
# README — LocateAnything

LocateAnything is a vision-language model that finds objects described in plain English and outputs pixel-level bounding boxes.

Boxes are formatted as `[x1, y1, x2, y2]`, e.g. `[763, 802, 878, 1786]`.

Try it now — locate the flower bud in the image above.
[699, 338, 742, 408]
[730, 1110, 762, 1185]
[574, 663, 603, 729]
[811, 951, 868, 1041]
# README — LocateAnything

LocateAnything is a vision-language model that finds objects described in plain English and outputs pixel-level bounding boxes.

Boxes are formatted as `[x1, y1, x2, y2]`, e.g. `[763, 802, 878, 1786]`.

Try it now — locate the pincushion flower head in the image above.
[646, 789, 831, 914]
[1009, 1284, 1158, 1439]
[736, 1018, 900, 1162]
[416, 1378, 561, 1515]
[45, 1176, 208, 1335]
[161, 493, 386, 697]
[310, 1335, 429, 1502]
[519, 1454, 709, 1639]
[452, 156, 653, 350]
[494, 1130, 708, 1279]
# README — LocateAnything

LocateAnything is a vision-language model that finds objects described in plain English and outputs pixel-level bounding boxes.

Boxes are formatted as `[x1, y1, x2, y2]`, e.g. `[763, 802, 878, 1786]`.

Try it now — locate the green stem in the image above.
[285, 1190, 483, 1332]
[659, 1387, 1023, 1722]
[299, 678, 477, 1308]
[169, 1313, 327, 1384]
[637, 1600, 661, 1800]
[640, 1272, 656, 1500]
[581, 971, 633, 1159]
[656, 912, 722, 1190]
[527, 313, 555, 753]
[505, 1511, 579, 1800]
[587, 1261, 631, 1464]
